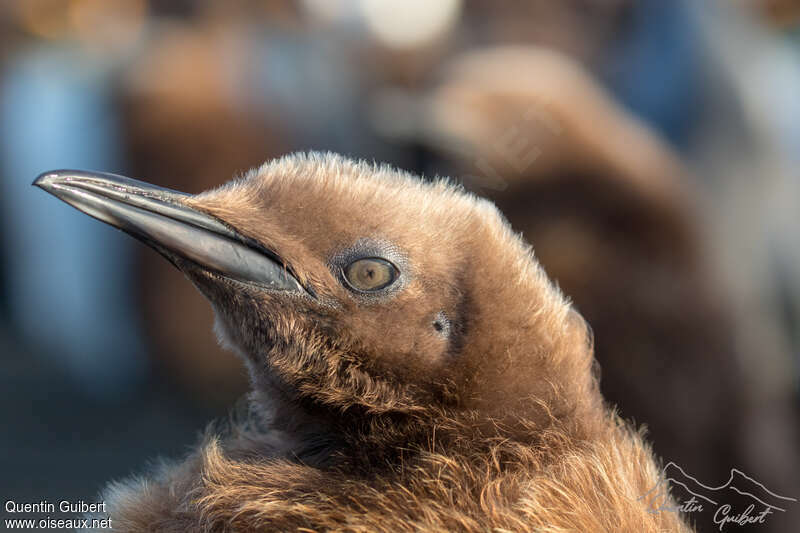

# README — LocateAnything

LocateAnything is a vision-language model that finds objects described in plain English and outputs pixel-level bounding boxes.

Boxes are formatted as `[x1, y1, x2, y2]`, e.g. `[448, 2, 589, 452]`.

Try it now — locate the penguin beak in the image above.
[33, 170, 305, 293]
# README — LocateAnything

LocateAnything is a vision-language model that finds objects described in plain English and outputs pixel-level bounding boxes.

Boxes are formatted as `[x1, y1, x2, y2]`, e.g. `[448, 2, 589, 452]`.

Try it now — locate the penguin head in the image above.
[35, 153, 598, 422]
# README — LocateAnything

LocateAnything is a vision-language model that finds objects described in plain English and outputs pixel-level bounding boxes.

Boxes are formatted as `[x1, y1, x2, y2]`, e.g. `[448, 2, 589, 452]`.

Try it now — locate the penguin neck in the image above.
[248, 371, 604, 467]
[250, 373, 428, 454]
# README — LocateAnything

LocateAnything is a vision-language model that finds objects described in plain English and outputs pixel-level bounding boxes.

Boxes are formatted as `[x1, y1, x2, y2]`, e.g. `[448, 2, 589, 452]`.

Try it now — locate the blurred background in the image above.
[1, 1, 798, 531]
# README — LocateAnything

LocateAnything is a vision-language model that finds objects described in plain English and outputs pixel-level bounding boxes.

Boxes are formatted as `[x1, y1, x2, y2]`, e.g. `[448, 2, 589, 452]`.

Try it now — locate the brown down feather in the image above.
[95, 152, 692, 532]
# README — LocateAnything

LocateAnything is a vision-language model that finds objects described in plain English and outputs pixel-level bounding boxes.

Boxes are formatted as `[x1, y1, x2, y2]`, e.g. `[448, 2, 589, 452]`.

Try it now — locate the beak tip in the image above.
[32, 170, 64, 191]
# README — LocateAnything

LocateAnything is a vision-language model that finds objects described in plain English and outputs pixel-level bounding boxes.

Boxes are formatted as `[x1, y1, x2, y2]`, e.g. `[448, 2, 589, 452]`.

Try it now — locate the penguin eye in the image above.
[343, 257, 398, 292]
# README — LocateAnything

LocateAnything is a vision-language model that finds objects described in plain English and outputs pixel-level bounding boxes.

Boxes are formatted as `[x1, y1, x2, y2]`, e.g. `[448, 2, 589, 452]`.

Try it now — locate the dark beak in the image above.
[33, 170, 304, 293]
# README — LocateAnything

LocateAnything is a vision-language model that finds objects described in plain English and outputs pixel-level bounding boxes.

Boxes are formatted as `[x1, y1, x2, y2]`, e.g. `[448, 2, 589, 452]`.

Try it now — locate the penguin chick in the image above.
[35, 153, 691, 532]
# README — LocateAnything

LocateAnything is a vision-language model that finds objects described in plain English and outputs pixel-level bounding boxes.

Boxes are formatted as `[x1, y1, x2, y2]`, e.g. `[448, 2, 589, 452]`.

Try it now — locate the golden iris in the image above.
[344, 257, 398, 291]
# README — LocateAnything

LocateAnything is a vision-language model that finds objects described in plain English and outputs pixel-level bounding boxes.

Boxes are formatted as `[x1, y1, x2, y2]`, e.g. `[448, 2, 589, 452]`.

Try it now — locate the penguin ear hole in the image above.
[433, 312, 451, 336]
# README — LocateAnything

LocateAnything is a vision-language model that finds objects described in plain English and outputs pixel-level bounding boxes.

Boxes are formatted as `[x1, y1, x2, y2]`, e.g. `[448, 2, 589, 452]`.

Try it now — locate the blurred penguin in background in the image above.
[409, 45, 799, 532]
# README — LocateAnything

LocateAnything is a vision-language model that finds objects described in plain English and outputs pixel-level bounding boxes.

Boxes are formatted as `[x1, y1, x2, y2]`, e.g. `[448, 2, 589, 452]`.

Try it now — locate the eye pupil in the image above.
[344, 257, 398, 292]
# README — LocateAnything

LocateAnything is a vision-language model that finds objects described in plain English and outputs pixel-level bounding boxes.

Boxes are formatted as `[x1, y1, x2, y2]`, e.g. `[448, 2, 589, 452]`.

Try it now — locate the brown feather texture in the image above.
[92, 153, 692, 532]
[419, 47, 800, 533]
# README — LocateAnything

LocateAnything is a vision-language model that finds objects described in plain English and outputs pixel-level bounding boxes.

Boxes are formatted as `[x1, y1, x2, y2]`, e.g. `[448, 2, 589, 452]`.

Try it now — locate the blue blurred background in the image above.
[1, 0, 799, 522]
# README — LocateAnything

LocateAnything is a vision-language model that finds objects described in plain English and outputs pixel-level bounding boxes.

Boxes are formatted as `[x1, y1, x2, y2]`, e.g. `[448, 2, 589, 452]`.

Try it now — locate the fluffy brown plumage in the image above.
[88, 153, 690, 531]
[419, 47, 800, 533]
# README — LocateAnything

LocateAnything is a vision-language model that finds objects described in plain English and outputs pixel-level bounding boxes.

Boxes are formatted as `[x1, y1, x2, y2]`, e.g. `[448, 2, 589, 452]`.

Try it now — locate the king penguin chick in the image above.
[35, 153, 691, 532]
